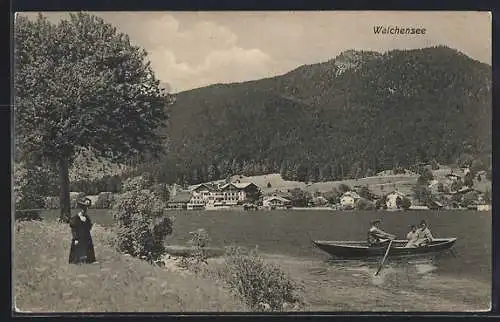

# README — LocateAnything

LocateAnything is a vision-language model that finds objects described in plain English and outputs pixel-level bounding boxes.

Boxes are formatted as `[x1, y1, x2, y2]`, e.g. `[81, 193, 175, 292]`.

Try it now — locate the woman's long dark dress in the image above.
[68, 212, 96, 264]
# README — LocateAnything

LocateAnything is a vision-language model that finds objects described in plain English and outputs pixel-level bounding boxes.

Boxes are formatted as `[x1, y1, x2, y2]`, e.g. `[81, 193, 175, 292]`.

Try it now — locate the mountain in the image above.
[148, 46, 491, 185]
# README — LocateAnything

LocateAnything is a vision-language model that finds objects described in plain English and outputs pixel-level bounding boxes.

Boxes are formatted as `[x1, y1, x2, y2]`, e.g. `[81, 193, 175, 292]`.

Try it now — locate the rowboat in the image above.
[312, 238, 457, 259]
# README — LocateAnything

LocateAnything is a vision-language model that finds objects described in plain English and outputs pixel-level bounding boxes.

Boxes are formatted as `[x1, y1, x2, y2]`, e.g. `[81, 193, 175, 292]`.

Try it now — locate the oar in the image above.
[375, 239, 393, 276]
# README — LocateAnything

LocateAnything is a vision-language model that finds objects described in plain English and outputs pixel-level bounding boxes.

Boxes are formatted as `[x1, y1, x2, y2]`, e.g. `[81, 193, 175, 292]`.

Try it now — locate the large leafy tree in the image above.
[14, 13, 170, 222]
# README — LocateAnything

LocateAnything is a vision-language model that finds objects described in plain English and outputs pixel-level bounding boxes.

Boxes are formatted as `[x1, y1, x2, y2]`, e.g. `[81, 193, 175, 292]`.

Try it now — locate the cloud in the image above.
[149, 45, 274, 92]
[139, 15, 276, 92]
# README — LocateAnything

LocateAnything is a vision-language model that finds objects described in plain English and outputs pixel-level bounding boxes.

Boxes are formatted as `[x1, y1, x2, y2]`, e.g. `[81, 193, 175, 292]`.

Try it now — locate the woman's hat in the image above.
[77, 197, 92, 208]
[371, 219, 382, 225]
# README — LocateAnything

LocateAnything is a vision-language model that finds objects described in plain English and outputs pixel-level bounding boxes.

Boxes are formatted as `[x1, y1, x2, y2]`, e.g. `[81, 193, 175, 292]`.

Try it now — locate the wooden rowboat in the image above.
[312, 238, 457, 259]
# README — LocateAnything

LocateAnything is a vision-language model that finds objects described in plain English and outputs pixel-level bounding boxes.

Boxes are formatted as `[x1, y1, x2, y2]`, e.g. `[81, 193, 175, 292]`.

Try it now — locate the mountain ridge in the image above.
[139, 45, 491, 185]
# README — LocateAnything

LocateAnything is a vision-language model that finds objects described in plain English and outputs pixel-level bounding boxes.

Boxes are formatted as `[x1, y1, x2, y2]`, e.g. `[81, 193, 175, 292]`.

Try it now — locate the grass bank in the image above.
[13, 220, 246, 312]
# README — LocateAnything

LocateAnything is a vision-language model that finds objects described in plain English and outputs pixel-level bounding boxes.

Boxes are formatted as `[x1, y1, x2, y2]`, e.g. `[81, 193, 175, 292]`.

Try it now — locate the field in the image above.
[20, 208, 491, 312]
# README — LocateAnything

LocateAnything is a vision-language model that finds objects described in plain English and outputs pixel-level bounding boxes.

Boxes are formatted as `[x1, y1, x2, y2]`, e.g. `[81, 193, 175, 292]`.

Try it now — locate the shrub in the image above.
[95, 192, 115, 209]
[218, 246, 303, 312]
[112, 177, 174, 262]
[179, 228, 211, 273]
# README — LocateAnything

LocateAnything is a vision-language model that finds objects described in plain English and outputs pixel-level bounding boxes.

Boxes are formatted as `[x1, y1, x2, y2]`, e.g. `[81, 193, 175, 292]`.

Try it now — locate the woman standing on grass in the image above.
[69, 198, 97, 264]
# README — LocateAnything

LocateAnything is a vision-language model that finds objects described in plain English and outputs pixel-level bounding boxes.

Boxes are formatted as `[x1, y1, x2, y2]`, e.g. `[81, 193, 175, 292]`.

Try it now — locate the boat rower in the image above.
[367, 219, 396, 247]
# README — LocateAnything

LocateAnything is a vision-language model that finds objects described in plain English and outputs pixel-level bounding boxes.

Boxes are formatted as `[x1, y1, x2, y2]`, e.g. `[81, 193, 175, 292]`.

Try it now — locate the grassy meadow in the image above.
[13, 220, 247, 312]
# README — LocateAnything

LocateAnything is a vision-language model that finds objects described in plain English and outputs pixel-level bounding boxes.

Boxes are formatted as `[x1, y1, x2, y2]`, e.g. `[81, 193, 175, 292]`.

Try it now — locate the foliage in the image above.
[375, 196, 388, 210]
[483, 189, 491, 204]
[14, 162, 47, 221]
[150, 183, 170, 203]
[14, 13, 170, 221]
[463, 172, 474, 188]
[460, 191, 478, 207]
[95, 192, 115, 209]
[355, 198, 376, 211]
[412, 185, 433, 206]
[417, 168, 434, 186]
[180, 228, 211, 274]
[322, 188, 340, 204]
[357, 186, 373, 200]
[112, 177, 173, 261]
[121, 174, 153, 192]
[396, 196, 412, 210]
[450, 179, 463, 192]
[218, 246, 303, 312]
[286, 188, 311, 207]
[70, 175, 123, 195]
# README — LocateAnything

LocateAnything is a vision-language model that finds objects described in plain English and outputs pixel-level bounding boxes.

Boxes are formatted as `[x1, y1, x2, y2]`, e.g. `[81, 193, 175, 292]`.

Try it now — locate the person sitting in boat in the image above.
[414, 220, 434, 247]
[404, 225, 419, 248]
[367, 219, 396, 247]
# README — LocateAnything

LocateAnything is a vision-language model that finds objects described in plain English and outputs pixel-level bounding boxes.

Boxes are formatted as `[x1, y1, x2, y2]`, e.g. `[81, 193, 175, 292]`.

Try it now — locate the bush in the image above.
[95, 192, 115, 209]
[218, 246, 303, 312]
[112, 177, 174, 262]
[179, 228, 211, 273]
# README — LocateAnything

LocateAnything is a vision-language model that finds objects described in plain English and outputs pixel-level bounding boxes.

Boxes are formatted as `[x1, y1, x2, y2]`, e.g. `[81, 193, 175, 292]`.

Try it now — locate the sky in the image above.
[19, 11, 491, 93]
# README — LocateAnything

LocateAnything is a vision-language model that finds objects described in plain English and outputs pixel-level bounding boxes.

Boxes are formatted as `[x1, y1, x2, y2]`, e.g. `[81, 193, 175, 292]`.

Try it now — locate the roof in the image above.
[168, 191, 192, 203]
[341, 191, 361, 199]
[264, 196, 291, 203]
[190, 183, 217, 192]
[220, 182, 258, 190]
[387, 190, 406, 197]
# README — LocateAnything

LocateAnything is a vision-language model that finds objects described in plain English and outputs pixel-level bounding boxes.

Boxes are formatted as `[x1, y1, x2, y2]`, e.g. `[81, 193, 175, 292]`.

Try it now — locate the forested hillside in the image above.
[143, 45, 492, 185]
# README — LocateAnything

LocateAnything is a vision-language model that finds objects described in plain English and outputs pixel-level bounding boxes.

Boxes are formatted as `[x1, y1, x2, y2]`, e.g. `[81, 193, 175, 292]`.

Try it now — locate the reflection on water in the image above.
[322, 251, 459, 287]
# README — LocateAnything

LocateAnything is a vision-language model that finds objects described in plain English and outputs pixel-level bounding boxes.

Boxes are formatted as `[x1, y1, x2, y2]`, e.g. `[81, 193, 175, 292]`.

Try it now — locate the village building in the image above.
[340, 191, 361, 210]
[219, 182, 260, 204]
[166, 191, 191, 210]
[445, 173, 461, 182]
[263, 196, 292, 210]
[187, 182, 261, 209]
[385, 190, 408, 209]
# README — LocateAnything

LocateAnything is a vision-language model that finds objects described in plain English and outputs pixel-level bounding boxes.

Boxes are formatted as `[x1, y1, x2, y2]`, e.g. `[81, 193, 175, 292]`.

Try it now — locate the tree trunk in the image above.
[58, 158, 71, 223]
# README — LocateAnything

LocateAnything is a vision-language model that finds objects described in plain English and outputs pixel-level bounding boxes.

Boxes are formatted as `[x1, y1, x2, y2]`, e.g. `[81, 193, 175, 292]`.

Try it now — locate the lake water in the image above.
[43, 209, 492, 283]
[164, 210, 491, 284]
